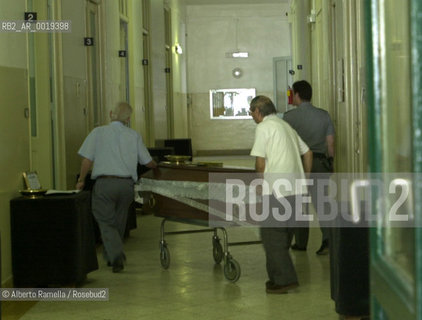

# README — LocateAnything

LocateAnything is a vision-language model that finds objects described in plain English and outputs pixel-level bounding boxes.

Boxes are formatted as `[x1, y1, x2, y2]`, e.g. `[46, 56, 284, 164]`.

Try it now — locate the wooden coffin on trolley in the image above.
[137, 162, 262, 282]
[138, 162, 255, 221]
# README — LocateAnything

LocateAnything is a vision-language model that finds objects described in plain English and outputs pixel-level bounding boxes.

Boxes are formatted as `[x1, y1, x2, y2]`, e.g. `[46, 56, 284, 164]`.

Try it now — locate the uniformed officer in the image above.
[283, 80, 335, 255]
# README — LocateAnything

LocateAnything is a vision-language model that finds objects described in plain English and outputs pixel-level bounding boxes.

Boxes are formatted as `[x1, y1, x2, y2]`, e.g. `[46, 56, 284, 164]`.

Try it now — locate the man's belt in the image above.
[97, 175, 132, 179]
[313, 153, 327, 159]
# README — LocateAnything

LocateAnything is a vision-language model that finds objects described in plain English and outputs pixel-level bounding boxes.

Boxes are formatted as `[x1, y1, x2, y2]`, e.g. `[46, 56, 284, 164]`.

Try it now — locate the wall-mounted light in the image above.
[232, 51, 248, 58]
[225, 51, 249, 58]
[225, 19, 249, 59]
[174, 44, 183, 54]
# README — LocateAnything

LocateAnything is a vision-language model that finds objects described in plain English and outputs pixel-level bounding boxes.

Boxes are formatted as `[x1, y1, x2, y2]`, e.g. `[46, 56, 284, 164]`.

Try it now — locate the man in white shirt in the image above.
[250, 95, 312, 293]
[76, 102, 156, 273]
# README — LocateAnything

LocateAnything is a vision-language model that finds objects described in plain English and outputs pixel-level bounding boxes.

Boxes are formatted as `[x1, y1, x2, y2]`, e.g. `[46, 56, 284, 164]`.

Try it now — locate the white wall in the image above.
[0, 0, 30, 284]
[186, 4, 290, 153]
[0, 1, 27, 69]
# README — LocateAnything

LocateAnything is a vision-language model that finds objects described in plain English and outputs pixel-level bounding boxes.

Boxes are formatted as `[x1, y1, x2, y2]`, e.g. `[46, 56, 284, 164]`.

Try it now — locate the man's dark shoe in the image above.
[265, 280, 275, 290]
[266, 282, 299, 294]
[316, 239, 329, 255]
[108, 253, 126, 267]
[112, 257, 124, 273]
[291, 244, 307, 251]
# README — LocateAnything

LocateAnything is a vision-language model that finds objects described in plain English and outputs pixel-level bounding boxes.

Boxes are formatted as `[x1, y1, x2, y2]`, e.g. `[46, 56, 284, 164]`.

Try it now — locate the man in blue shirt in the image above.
[76, 102, 156, 272]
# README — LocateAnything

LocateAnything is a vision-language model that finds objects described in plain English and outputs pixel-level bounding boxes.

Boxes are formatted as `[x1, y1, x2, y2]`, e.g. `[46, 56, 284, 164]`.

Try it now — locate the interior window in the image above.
[209, 88, 256, 119]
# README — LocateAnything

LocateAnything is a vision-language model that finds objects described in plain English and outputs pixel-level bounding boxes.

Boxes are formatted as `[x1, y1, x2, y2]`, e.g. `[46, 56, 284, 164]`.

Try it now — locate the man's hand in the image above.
[77, 158, 93, 190]
[327, 156, 334, 173]
[302, 150, 313, 178]
[76, 180, 85, 190]
[146, 160, 158, 169]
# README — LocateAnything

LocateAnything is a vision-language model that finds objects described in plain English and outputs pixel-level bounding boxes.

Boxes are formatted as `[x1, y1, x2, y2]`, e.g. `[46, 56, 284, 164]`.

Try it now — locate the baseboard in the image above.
[195, 149, 250, 156]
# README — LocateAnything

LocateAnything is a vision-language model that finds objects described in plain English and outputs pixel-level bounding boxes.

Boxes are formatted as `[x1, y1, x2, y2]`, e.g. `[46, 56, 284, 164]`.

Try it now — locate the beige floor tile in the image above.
[12, 212, 339, 320]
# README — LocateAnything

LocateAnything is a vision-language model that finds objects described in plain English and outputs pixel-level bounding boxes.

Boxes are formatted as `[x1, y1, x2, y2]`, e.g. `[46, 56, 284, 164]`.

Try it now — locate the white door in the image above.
[273, 56, 293, 113]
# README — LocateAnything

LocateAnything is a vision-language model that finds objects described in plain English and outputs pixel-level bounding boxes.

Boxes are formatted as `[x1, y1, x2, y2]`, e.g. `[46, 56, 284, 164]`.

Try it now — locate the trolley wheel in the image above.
[224, 258, 241, 282]
[212, 239, 223, 264]
[160, 245, 170, 269]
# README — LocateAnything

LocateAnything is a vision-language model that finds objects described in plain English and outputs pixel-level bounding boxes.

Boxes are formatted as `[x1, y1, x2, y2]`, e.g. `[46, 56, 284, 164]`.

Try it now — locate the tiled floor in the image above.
[9, 213, 338, 320]
[6, 156, 340, 320]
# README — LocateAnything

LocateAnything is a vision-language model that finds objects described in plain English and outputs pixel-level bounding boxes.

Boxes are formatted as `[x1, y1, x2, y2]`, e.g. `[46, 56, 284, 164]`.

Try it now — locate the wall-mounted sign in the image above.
[24, 12, 37, 21]
[84, 37, 94, 46]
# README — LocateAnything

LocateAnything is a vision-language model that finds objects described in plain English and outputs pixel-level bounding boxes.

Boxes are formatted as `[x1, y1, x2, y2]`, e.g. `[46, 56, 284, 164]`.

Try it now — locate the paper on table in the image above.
[45, 189, 81, 195]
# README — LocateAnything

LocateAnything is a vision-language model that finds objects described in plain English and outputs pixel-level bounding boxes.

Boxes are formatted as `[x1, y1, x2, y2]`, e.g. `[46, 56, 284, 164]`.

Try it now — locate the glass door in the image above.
[366, 0, 422, 318]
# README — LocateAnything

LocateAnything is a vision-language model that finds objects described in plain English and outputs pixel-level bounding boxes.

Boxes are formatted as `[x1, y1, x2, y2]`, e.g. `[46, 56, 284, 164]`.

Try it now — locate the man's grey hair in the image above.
[250, 95, 276, 117]
[111, 102, 133, 123]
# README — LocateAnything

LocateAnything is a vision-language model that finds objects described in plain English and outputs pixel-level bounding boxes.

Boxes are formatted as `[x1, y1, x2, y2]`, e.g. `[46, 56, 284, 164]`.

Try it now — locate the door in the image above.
[164, 7, 174, 138]
[273, 56, 292, 113]
[120, 20, 129, 102]
[366, 0, 422, 318]
[86, 1, 102, 130]
[27, 0, 54, 188]
[142, 0, 154, 146]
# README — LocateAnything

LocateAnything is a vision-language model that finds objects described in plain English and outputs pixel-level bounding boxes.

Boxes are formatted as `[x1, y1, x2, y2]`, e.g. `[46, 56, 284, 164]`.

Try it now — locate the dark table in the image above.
[10, 191, 98, 287]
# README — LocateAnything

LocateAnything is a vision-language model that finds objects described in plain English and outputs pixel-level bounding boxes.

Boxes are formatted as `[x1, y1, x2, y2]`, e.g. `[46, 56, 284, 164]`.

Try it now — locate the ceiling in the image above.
[184, 0, 288, 5]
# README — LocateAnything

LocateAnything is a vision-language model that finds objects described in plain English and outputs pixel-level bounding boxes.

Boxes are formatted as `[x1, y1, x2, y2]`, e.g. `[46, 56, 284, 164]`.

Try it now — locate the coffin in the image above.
[137, 163, 255, 222]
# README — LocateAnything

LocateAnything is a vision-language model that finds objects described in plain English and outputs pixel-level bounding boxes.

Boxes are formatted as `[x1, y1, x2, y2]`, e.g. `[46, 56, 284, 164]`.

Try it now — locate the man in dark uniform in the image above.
[283, 80, 335, 255]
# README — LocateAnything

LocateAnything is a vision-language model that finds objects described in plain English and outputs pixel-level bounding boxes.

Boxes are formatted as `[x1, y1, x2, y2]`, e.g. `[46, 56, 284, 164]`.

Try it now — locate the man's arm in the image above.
[254, 156, 265, 195]
[76, 158, 93, 190]
[145, 160, 157, 168]
[326, 134, 335, 158]
[302, 150, 313, 178]
[255, 156, 266, 173]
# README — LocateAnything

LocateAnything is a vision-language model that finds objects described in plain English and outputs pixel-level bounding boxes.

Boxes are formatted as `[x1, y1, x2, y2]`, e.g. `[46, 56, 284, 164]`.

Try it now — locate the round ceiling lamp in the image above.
[232, 67, 243, 79]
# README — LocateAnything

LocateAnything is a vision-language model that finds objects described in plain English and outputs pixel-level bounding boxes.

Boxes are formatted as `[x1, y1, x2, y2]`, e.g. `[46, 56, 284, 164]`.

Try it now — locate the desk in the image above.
[10, 192, 98, 287]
